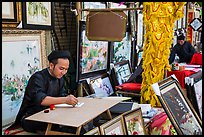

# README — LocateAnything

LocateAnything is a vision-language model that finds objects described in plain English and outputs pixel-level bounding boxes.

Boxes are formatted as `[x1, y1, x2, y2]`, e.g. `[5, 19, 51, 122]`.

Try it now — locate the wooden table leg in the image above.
[106, 109, 112, 120]
[45, 123, 52, 135]
[45, 123, 75, 135]
[76, 125, 82, 135]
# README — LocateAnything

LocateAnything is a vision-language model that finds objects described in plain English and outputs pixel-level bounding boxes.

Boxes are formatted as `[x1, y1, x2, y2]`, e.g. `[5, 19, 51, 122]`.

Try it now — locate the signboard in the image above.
[86, 11, 127, 41]
[189, 18, 202, 31]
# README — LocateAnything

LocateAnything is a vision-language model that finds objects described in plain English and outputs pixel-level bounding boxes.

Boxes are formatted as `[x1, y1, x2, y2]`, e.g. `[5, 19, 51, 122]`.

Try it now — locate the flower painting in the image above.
[2, 30, 46, 129]
[77, 21, 109, 81]
[123, 108, 145, 135]
[112, 32, 132, 63]
[26, 2, 51, 26]
[22, 2, 53, 29]
[81, 30, 108, 74]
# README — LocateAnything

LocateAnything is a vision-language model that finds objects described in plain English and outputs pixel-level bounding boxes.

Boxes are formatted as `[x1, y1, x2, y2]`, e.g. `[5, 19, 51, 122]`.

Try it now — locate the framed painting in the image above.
[152, 75, 202, 135]
[122, 107, 146, 135]
[81, 2, 107, 21]
[89, 73, 115, 97]
[111, 32, 132, 64]
[76, 21, 110, 82]
[113, 60, 132, 85]
[2, 2, 22, 28]
[2, 29, 47, 130]
[99, 115, 126, 135]
[194, 80, 202, 119]
[22, 2, 54, 29]
[84, 127, 100, 135]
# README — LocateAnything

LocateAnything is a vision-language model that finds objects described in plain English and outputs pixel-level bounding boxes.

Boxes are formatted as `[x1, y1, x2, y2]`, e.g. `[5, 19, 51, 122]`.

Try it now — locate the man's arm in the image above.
[41, 95, 78, 106]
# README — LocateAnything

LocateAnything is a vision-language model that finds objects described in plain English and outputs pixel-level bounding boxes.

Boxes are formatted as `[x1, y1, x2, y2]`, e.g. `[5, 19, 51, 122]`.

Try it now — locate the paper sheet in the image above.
[100, 96, 131, 101]
[55, 102, 84, 108]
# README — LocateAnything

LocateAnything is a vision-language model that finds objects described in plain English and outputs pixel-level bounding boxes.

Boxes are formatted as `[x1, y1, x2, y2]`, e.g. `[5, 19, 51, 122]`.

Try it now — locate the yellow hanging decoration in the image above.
[141, 2, 186, 107]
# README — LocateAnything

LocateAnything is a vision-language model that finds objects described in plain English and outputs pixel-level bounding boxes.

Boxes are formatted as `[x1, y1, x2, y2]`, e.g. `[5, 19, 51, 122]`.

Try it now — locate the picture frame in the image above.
[111, 32, 132, 64]
[76, 21, 110, 82]
[84, 127, 100, 135]
[113, 60, 132, 85]
[194, 80, 202, 119]
[2, 2, 22, 28]
[122, 107, 146, 135]
[89, 73, 115, 97]
[2, 29, 47, 129]
[152, 75, 202, 135]
[81, 2, 107, 21]
[99, 115, 126, 135]
[22, 2, 54, 30]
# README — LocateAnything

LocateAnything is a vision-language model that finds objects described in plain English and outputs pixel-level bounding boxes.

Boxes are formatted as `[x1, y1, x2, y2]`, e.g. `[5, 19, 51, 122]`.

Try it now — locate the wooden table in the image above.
[25, 97, 122, 135]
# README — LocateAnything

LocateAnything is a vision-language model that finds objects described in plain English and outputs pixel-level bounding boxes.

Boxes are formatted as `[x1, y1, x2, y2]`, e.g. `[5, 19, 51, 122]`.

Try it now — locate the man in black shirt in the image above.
[15, 50, 78, 134]
[169, 35, 196, 64]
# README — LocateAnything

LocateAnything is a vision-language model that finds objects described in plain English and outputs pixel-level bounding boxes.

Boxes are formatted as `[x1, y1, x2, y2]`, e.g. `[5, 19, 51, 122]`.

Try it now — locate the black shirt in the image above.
[15, 68, 68, 123]
[169, 41, 196, 64]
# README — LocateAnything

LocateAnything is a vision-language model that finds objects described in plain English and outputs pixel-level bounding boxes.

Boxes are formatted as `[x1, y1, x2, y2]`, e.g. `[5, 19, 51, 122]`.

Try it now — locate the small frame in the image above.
[84, 127, 100, 135]
[99, 115, 126, 135]
[2, 2, 22, 28]
[152, 76, 202, 135]
[113, 60, 132, 85]
[122, 107, 146, 135]
[22, 2, 54, 29]
[89, 73, 115, 97]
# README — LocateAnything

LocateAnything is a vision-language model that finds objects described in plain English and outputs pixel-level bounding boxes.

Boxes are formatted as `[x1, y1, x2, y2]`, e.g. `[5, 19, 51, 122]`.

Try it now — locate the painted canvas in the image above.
[2, 30, 46, 129]
[112, 32, 132, 63]
[123, 108, 146, 135]
[77, 21, 109, 81]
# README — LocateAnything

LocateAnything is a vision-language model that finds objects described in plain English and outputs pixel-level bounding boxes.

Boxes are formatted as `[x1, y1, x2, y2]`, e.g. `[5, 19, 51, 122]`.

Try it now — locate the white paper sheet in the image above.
[55, 102, 84, 108]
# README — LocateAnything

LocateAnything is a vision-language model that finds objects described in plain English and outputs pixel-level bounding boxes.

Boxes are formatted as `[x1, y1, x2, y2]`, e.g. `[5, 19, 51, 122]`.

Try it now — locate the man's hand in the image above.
[65, 94, 78, 106]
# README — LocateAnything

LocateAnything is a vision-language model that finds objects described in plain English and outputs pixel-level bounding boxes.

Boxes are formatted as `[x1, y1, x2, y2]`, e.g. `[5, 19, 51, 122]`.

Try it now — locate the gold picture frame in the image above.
[84, 127, 100, 135]
[122, 108, 146, 135]
[2, 29, 47, 129]
[2, 2, 22, 28]
[99, 115, 126, 135]
[2, 29, 48, 69]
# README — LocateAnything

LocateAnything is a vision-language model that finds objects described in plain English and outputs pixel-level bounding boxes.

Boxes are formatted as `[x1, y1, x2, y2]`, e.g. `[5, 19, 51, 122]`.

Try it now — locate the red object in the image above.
[167, 70, 196, 88]
[4, 130, 10, 135]
[115, 83, 141, 91]
[44, 109, 49, 113]
[149, 112, 175, 135]
[189, 53, 202, 65]
[50, 104, 55, 110]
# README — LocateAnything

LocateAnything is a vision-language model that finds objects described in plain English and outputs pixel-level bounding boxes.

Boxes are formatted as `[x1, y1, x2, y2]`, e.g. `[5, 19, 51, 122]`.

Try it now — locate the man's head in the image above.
[48, 50, 70, 78]
[177, 35, 185, 45]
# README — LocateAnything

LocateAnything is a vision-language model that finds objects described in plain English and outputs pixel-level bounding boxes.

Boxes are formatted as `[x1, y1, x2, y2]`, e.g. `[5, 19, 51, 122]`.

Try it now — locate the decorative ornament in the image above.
[141, 2, 186, 107]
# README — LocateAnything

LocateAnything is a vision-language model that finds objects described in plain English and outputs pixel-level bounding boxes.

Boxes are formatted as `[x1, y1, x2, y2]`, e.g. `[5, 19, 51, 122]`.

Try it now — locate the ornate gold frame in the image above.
[2, 2, 22, 28]
[2, 29, 48, 68]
